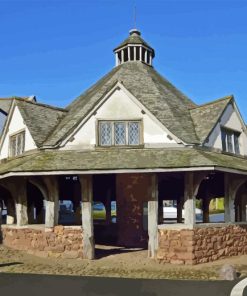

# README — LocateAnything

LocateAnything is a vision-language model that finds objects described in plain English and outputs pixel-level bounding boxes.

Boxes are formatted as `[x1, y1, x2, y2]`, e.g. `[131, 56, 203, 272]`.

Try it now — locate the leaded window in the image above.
[9, 131, 25, 157]
[221, 127, 240, 155]
[98, 120, 141, 146]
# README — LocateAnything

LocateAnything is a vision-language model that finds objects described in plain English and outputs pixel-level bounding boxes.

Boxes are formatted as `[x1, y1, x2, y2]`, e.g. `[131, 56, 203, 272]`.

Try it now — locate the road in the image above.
[0, 273, 245, 296]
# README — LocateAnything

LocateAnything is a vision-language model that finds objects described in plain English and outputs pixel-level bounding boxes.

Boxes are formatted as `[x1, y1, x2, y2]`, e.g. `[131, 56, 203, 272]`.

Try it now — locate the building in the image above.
[0, 29, 247, 264]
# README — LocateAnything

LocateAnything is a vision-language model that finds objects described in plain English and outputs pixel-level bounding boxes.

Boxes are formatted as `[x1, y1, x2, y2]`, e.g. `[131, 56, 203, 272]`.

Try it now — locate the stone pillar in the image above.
[43, 176, 59, 228]
[140, 47, 142, 61]
[148, 173, 158, 259]
[128, 46, 130, 61]
[16, 180, 28, 226]
[184, 172, 196, 226]
[149, 55, 152, 66]
[79, 175, 94, 260]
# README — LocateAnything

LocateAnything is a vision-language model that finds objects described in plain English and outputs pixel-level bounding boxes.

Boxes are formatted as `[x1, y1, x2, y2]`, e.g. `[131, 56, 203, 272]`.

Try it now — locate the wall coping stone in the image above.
[158, 222, 247, 230]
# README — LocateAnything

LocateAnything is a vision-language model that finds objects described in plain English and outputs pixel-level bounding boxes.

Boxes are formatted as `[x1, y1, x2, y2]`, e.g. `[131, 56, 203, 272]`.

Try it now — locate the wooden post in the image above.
[79, 175, 94, 260]
[184, 172, 196, 226]
[148, 173, 158, 259]
[16, 180, 28, 226]
[43, 176, 59, 228]
[177, 196, 183, 223]
[224, 173, 235, 223]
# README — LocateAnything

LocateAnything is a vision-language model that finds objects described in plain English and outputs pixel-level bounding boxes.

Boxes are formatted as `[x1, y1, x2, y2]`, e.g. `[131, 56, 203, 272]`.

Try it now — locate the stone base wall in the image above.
[1, 225, 83, 259]
[157, 224, 247, 265]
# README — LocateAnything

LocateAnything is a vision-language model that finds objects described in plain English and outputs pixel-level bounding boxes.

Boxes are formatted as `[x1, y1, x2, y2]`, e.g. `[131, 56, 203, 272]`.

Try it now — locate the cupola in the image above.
[113, 29, 155, 66]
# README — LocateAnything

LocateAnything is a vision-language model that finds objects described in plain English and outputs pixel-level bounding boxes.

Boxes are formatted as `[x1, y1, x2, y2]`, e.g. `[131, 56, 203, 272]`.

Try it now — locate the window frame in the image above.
[97, 119, 143, 147]
[221, 126, 240, 155]
[9, 130, 25, 157]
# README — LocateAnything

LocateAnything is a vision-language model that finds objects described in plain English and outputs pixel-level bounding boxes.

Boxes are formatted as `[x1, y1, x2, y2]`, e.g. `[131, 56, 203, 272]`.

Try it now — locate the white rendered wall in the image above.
[62, 88, 178, 150]
[205, 103, 247, 155]
[0, 106, 37, 159]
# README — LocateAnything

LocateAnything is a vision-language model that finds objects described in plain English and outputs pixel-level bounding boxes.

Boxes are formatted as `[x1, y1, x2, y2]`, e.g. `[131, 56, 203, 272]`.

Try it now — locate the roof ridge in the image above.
[190, 95, 233, 110]
[14, 98, 67, 113]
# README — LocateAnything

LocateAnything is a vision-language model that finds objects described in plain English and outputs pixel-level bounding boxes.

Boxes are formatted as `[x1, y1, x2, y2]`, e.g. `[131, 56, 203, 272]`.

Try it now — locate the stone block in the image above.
[219, 264, 238, 280]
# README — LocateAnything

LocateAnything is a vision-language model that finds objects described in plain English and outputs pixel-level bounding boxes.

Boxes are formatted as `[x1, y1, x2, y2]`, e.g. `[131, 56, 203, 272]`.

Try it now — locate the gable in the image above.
[61, 85, 180, 150]
[44, 62, 199, 147]
[0, 105, 37, 159]
[204, 102, 247, 156]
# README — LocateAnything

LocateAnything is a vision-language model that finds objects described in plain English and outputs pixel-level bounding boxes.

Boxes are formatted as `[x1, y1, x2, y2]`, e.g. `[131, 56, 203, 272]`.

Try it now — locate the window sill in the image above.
[95, 145, 145, 150]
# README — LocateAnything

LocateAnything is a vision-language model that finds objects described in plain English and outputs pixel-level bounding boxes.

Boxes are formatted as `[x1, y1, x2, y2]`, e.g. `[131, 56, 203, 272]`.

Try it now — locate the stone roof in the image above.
[14, 99, 67, 147]
[190, 96, 233, 143]
[0, 147, 246, 175]
[0, 96, 36, 114]
[44, 61, 199, 146]
[113, 30, 155, 55]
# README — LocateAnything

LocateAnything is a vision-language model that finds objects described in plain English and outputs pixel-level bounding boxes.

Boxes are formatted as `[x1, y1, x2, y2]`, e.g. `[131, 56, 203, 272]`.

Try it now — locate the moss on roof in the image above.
[0, 148, 246, 176]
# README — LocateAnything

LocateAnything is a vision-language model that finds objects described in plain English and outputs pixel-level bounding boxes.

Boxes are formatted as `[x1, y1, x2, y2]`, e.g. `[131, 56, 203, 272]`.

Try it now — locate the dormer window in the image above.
[98, 120, 141, 147]
[9, 131, 25, 157]
[221, 127, 240, 155]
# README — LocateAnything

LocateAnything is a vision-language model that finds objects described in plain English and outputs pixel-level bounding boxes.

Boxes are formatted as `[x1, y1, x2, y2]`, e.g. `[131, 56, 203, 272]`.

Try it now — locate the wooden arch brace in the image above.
[184, 171, 208, 226]
[224, 173, 247, 223]
[0, 178, 28, 226]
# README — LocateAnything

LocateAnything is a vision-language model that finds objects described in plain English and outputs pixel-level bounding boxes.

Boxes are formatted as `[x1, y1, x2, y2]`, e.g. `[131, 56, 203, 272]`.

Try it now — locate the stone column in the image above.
[148, 173, 158, 259]
[134, 46, 137, 61]
[128, 46, 130, 61]
[43, 176, 59, 228]
[149, 55, 152, 66]
[184, 172, 196, 226]
[16, 180, 28, 226]
[140, 47, 142, 61]
[79, 175, 94, 260]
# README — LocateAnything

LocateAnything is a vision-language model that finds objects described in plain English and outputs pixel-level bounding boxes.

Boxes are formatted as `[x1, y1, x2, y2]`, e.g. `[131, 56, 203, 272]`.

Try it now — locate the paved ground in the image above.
[0, 244, 247, 281]
[0, 273, 242, 296]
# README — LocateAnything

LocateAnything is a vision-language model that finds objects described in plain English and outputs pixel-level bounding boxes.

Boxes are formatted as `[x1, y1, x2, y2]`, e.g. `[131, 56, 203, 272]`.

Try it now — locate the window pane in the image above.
[10, 137, 16, 156]
[128, 122, 140, 145]
[234, 133, 240, 155]
[100, 122, 112, 146]
[221, 129, 227, 151]
[227, 132, 233, 153]
[114, 122, 126, 145]
[17, 133, 24, 155]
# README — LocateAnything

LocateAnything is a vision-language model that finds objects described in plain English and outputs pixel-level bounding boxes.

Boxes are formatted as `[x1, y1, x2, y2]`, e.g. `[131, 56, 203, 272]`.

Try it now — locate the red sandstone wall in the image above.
[157, 225, 247, 265]
[2, 226, 83, 259]
[116, 173, 151, 248]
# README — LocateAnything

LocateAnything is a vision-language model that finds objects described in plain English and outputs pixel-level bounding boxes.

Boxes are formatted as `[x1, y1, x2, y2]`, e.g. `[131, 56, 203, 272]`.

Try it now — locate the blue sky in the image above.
[0, 0, 247, 121]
